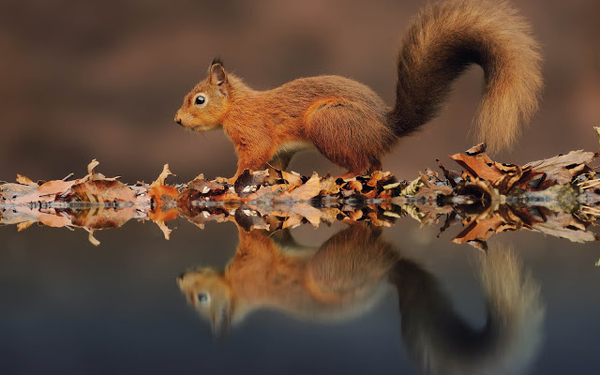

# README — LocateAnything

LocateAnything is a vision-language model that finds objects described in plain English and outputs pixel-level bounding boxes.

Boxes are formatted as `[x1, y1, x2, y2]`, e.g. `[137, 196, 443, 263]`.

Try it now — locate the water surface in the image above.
[1, 215, 599, 374]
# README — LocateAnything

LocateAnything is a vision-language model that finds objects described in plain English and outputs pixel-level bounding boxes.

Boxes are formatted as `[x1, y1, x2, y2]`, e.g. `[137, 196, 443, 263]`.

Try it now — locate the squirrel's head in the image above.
[174, 59, 231, 132]
[177, 266, 233, 337]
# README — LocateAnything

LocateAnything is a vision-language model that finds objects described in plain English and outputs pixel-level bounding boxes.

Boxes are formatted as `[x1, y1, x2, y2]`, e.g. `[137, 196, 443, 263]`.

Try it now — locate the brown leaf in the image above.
[151, 164, 175, 187]
[16, 174, 35, 185]
[289, 173, 321, 200]
[450, 152, 504, 183]
[37, 180, 77, 201]
[290, 203, 322, 227]
[154, 221, 173, 240]
[282, 214, 303, 229]
[17, 221, 35, 231]
[524, 150, 595, 184]
[148, 207, 179, 223]
[319, 176, 340, 195]
[148, 184, 179, 208]
[465, 143, 487, 155]
[281, 170, 303, 187]
[68, 180, 136, 203]
[452, 216, 505, 244]
[346, 180, 363, 192]
[70, 206, 137, 230]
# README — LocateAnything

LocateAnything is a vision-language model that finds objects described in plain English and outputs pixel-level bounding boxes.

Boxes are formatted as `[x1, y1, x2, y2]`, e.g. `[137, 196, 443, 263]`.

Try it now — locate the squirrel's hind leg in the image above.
[268, 151, 293, 171]
[305, 100, 393, 175]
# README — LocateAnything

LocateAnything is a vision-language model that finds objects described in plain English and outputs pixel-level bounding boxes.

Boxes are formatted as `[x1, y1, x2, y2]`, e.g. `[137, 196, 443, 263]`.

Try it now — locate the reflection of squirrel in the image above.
[177, 225, 397, 336]
[175, 0, 542, 178]
[393, 249, 544, 374]
[177, 224, 544, 374]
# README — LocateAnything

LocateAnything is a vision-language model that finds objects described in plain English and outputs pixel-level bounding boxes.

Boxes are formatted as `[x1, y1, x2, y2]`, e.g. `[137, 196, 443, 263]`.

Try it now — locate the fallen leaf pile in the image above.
[1, 129, 599, 248]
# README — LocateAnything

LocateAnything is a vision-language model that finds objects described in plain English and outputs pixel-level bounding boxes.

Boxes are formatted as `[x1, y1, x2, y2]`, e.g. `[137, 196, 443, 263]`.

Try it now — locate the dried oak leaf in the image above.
[85, 228, 101, 246]
[148, 206, 179, 223]
[524, 150, 595, 184]
[69, 206, 137, 230]
[234, 169, 269, 196]
[16, 174, 36, 185]
[532, 213, 597, 243]
[67, 180, 136, 203]
[151, 164, 176, 187]
[346, 180, 363, 193]
[282, 214, 304, 229]
[281, 170, 303, 187]
[319, 207, 342, 224]
[366, 171, 390, 187]
[234, 206, 270, 231]
[366, 211, 393, 227]
[1, 206, 72, 228]
[288, 173, 321, 201]
[187, 178, 227, 196]
[450, 152, 504, 184]
[16, 221, 36, 232]
[452, 216, 506, 246]
[40, 180, 78, 199]
[84, 159, 118, 181]
[148, 184, 179, 208]
[362, 188, 379, 199]
[465, 143, 487, 155]
[248, 184, 288, 202]
[348, 210, 363, 221]
[319, 176, 340, 195]
[290, 203, 322, 227]
[154, 221, 173, 240]
[181, 208, 232, 229]
[0, 183, 39, 203]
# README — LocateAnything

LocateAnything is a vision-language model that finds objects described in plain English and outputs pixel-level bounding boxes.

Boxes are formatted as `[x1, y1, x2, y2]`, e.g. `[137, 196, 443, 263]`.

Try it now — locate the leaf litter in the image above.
[1, 131, 599, 249]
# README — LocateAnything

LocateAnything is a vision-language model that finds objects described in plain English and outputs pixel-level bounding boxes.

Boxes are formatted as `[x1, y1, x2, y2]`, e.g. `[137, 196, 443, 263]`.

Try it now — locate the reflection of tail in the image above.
[391, 247, 544, 375]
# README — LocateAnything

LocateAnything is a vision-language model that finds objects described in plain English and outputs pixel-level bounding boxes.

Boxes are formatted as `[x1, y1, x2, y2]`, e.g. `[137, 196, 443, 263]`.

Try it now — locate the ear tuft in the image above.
[211, 57, 224, 68]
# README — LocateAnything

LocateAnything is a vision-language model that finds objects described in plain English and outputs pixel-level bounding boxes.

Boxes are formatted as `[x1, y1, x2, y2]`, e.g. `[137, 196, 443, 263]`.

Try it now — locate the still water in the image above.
[1, 216, 599, 374]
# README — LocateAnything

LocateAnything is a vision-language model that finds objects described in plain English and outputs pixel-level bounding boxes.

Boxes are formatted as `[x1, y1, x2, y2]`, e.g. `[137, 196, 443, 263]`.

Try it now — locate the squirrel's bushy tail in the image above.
[389, 0, 542, 153]
[391, 246, 544, 374]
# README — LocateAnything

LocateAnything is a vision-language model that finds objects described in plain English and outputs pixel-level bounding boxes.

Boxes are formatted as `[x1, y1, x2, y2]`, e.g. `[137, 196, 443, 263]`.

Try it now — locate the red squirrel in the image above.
[178, 224, 544, 373]
[175, 0, 542, 179]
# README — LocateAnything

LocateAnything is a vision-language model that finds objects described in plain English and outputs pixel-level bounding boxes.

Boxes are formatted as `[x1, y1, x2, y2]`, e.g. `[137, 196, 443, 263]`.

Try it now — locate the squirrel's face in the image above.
[177, 266, 233, 337]
[175, 62, 229, 132]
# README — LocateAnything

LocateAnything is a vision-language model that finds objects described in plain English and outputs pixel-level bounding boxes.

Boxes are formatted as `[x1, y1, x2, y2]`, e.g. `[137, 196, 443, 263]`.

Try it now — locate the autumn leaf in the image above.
[288, 173, 321, 200]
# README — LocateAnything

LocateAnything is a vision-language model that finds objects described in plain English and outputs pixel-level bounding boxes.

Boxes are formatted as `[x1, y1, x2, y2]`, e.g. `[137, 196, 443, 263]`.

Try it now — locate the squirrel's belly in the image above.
[277, 140, 315, 154]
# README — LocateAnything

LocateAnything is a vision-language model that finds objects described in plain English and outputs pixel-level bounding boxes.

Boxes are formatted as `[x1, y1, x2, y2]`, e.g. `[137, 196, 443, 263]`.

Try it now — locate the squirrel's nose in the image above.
[175, 116, 182, 125]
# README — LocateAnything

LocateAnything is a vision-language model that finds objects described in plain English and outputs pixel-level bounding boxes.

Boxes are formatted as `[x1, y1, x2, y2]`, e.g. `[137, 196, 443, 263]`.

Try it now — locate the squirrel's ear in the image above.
[209, 62, 227, 86]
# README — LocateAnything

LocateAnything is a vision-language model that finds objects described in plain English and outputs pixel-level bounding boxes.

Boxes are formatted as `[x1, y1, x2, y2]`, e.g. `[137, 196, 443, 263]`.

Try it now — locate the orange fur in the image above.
[177, 225, 544, 373]
[177, 225, 397, 336]
[175, 0, 542, 177]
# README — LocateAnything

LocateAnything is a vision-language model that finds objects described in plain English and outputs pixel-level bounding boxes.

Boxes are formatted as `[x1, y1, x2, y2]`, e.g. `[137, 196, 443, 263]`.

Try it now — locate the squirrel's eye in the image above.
[197, 293, 209, 303]
[194, 95, 206, 105]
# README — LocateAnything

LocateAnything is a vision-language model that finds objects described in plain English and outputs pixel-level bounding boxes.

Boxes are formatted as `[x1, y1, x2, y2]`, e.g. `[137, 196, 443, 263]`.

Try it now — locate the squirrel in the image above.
[174, 0, 542, 179]
[177, 224, 544, 374]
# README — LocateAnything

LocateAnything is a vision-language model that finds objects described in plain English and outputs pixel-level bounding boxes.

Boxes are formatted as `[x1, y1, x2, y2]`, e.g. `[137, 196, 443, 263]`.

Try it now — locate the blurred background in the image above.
[1, 0, 599, 183]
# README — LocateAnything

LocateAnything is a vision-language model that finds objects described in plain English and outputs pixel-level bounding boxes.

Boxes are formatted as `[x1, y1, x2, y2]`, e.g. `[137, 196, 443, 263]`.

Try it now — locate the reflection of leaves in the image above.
[65, 180, 136, 203]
